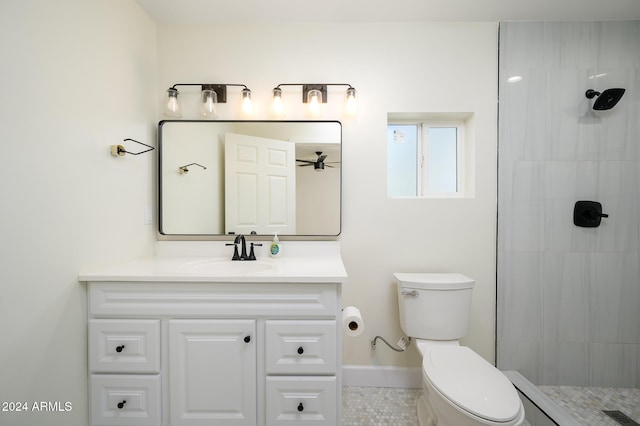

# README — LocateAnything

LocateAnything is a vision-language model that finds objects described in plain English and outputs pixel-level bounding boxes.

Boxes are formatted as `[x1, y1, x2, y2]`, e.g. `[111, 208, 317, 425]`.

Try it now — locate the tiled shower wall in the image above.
[497, 21, 640, 387]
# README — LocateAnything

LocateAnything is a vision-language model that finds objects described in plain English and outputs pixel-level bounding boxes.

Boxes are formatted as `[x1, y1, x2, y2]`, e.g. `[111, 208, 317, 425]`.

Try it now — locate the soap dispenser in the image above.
[269, 233, 281, 258]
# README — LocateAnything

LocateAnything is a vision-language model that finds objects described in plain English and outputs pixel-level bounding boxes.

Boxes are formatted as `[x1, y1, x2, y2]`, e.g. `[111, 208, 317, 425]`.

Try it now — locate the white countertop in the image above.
[79, 241, 348, 283]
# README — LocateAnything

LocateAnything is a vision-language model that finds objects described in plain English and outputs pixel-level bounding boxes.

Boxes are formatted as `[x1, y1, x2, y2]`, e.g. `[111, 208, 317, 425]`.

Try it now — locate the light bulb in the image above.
[271, 87, 285, 118]
[307, 89, 322, 118]
[200, 89, 218, 118]
[164, 88, 182, 118]
[344, 87, 357, 117]
[241, 88, 254, 117]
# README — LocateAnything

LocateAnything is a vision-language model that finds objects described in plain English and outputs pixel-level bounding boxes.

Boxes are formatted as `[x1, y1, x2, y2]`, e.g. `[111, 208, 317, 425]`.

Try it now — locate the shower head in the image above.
[585, 88, 626, 110]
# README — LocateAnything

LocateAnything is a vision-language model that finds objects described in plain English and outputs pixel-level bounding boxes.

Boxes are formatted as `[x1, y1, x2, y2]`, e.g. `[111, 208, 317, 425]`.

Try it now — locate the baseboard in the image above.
[342, 365, 422, 388]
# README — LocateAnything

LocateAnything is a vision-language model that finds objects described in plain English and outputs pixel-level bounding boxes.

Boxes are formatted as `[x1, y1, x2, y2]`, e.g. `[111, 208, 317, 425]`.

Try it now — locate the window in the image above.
[387, 119, 466, 198]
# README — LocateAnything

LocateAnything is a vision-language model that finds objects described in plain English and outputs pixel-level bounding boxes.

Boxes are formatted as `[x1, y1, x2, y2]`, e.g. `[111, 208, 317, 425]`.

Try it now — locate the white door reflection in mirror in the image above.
[225, 133, 296, 235]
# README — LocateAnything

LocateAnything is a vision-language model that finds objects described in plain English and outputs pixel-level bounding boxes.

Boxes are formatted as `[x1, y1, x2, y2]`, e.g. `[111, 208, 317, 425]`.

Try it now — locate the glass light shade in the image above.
[164, 88, 182, 118]
[200, 89, 218, 118]
[344, 87, 358, 117]
[241, 88, 254, 117]
[271, 87, 285, 118]
[307, 89, 323, 118]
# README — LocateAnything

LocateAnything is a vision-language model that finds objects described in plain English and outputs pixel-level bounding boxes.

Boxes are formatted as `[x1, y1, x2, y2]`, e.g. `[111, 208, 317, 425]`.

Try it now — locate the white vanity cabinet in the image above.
[85, 280, 343, 426]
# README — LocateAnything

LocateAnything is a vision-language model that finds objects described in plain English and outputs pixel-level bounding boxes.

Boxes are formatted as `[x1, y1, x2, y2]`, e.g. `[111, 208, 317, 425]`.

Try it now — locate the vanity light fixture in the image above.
[179, 163, 207, 174]
[344, 87, 358, 117]
[271, 87, 285, 118]
[306, 88, 323, 118]
[163, 83, 252, 119]
[165, 88, 182, 117]
[200, 89, 218, 118]
[271, 83, 357, 118]
[240, 88, 254, 118]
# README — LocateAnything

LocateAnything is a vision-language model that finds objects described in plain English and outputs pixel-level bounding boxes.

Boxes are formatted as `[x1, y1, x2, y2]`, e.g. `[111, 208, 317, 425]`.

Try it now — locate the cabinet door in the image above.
[169, 319, 256, 426]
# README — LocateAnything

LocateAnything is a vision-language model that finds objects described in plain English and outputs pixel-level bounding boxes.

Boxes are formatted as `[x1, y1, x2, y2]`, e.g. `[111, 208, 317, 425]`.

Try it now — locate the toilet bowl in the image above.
[394, 273, 525, 426]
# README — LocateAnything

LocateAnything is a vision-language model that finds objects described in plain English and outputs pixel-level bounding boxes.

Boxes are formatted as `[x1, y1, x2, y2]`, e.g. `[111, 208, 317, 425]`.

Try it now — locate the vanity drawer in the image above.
[89, 282, 338, 318]
[89, 320, 160, 373]
[266, 376, 336, 425]
[265, 320, 337, 375]
[90, 374, 161, 426]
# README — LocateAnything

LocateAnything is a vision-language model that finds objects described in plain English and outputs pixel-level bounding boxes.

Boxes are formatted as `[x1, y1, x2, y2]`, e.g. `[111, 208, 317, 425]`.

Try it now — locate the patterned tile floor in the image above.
[342, 387, 421, 425]
[342, 386, 532, 425]
[540, 386, 640, 426]
[342, 385, 640, 425]
[342, 387, 529, 426]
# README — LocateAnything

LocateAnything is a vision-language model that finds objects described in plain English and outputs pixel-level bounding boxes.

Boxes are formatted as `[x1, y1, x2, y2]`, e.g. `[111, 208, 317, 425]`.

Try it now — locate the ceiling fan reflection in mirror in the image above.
[296, 151, 340, 171]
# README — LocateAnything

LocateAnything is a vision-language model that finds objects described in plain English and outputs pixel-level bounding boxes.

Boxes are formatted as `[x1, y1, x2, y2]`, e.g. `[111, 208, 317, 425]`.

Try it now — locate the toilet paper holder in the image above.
[342, 306, 364, 337]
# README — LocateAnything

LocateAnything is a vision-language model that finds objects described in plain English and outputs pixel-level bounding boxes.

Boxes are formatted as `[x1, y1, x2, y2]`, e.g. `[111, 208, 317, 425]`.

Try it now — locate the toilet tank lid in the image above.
[394, 273, 475, 290]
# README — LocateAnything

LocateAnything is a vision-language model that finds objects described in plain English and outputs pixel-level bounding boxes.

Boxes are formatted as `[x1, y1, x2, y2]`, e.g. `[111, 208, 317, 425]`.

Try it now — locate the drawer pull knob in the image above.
[297, 403, 304, 412]
[244, 335, 251, 343]
[117, 400, 127, 409]
[115, 345, 125, 353]
[297, 346, 304, 355]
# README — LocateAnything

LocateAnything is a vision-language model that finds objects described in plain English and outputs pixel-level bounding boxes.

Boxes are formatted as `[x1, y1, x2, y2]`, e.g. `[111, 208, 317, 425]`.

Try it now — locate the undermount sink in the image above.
[182, 258, 274, 275]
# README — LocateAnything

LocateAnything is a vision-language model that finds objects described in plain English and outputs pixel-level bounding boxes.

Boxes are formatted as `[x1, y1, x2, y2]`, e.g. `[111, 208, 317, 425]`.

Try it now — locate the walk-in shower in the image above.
[498, 20, 639, 425]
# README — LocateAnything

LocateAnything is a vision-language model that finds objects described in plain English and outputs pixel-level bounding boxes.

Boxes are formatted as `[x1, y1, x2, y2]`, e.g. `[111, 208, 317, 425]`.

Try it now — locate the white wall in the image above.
[0, 1, 157, 425]
[0, 10, 498, 424]
[157, 22, 499, 369]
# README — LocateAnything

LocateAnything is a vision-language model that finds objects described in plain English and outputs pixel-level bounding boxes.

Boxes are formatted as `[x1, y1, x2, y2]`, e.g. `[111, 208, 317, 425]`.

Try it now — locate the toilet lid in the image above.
[422, 346, 521, 423]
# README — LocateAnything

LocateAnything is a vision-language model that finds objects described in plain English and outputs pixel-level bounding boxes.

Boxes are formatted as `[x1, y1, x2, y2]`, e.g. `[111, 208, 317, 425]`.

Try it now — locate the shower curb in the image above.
[504, 371, 582, 426]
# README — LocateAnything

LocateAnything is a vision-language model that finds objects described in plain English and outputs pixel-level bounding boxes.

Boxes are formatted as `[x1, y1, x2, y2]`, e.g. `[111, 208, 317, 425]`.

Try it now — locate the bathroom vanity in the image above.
[79, 242, 347, 426]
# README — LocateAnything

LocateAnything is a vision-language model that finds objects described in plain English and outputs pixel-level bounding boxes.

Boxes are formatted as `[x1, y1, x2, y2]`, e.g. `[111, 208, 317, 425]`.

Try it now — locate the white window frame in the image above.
[388, 119, 465, 198]
[422, 121, 465, 197]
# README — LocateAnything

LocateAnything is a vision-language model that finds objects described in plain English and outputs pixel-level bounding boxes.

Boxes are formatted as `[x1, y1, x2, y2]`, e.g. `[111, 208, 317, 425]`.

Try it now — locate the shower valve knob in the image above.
[574, 201, 608, 227]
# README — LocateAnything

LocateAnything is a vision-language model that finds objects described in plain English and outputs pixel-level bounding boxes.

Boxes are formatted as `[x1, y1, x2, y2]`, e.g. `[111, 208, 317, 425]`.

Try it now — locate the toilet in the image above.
[395, 273, 525, 426]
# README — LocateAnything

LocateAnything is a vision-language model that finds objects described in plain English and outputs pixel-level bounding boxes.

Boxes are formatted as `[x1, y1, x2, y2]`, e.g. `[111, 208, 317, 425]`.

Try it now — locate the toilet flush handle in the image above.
[401, 290, 419, 297]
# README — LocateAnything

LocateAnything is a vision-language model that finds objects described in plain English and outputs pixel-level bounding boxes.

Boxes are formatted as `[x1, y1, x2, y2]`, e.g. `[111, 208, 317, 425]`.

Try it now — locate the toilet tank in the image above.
[394, 273, 475, 340]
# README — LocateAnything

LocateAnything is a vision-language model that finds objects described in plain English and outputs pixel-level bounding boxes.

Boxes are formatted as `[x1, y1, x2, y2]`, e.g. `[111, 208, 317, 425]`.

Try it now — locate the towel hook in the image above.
[179, 163, 207, 174]
[111, 138, 155, 157]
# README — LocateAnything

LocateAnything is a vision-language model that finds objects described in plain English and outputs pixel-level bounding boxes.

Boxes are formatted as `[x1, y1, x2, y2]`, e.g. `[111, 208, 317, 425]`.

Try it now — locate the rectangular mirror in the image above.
[159, 120, 341, 236]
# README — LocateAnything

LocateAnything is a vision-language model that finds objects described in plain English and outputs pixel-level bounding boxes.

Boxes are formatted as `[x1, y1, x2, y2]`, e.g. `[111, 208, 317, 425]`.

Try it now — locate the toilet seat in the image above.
[422, 346, 521, 423]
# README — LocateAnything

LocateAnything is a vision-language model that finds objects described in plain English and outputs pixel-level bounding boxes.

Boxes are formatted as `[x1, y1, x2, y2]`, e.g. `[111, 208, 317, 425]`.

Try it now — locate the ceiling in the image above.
[134, 0, 640, 24]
